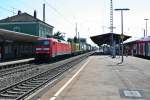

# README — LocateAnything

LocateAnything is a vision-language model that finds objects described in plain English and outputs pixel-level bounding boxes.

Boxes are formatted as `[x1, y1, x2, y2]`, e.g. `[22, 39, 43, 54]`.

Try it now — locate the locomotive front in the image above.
[35, 39, 52, 59]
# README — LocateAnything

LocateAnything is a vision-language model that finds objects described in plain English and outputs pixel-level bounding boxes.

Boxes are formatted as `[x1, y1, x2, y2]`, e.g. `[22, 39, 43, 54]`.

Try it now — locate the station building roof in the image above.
[0, 29, 39, 42]
[0, 12, 54, 28]
[90, 33, 131, 46]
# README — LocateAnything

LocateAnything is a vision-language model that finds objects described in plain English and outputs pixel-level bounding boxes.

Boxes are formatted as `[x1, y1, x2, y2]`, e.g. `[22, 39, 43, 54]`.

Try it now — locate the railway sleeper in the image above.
[10, 88, 26, 93]
[33, 78, 50, 82]
[6, 90, 23, 95]
[0, 95, 17, 100]
[0, 93, 18, 99]
[24, 81, 42, 85]
[28, 81, 45, 84]
[21, 83, 40, 87]
[19, 84, 36, 89]
[32, 77, 48, 80]
[12, 87, 28, 92]
[16, 85, 33, 90]
[31, 79, 47, 82]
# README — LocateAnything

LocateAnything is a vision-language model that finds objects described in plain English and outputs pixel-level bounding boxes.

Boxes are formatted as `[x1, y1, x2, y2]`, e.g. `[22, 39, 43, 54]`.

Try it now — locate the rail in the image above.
[0, 52, 94, 100]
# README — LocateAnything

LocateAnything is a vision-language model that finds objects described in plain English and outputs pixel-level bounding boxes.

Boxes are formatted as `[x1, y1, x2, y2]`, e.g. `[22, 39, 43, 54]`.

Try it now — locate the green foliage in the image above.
[46, 34, 53, 38]
[74, 36, 78, 43]
[67, 38, 73, 42]
[67, 37, 78, 43]
[53, 31, 65, 41]
[67, 36, 80, 43]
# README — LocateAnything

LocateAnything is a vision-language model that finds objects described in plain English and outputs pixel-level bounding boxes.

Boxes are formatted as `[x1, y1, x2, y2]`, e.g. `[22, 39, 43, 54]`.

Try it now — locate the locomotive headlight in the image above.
[36, 48, 42, 50]
[43, 48, 49, 50]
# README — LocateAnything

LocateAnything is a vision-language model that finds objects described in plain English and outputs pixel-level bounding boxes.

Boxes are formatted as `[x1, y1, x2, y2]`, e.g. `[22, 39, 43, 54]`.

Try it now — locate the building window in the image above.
[13, 26, 21, 32]
[4, 45, 12, 54]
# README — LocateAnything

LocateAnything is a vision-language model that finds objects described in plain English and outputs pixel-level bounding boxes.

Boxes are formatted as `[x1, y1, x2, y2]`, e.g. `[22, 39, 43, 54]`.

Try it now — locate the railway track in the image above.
[0, 58, 36, 78]
[0, 64, 38, 78]
[0, 52, 93, 100]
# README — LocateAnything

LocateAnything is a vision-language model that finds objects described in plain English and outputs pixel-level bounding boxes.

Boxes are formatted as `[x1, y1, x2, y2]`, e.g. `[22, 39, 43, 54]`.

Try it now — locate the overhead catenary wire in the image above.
[0, 0, 35, 17]
[14, 0, 35, 11]
[0, 0, 77, 36]
[0, 6, 17, 15]
[44, 0, 80, 37]
[1, 0, 74, 25]
[44, 0, 74, 25]
[44, 0, 86, 36]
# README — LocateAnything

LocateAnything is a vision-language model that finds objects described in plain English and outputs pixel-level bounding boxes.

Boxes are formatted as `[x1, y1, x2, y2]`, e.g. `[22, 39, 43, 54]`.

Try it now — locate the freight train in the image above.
[35, 38, 93, 59]
[124, 36, 150, 58]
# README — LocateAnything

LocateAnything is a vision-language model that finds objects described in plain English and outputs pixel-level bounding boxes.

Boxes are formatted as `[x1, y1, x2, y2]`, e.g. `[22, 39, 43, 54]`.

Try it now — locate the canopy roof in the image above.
[0, 28, 39, 42]
[90, 33, 130, 46]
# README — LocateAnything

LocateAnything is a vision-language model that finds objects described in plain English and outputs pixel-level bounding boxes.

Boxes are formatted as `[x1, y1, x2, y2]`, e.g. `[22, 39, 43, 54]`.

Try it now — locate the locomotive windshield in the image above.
[37, 40, 50, 46]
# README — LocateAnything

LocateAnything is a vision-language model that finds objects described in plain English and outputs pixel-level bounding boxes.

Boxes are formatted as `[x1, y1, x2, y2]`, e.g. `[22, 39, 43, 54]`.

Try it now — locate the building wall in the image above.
[0, 22, 53, 38]
[39, 22, 53, 38]
[0, 22, 38, 36]
[1, 41, 35, 61]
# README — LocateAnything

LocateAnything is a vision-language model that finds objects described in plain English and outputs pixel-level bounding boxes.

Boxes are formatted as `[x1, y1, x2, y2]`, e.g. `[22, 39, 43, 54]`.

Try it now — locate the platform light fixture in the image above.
[114, 8, 130, 63]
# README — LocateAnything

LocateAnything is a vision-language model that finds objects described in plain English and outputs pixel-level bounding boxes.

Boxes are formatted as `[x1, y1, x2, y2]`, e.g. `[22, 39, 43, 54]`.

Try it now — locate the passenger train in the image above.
[124, 36, 150, 58]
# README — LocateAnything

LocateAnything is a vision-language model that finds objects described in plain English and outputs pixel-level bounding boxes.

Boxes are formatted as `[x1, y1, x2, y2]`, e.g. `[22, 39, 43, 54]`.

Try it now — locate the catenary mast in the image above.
[110, 0, 115, 58]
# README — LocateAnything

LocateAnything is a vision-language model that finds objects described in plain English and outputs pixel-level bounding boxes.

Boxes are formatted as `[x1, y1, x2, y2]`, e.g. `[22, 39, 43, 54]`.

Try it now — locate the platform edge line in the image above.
[49, 58, 90, 100]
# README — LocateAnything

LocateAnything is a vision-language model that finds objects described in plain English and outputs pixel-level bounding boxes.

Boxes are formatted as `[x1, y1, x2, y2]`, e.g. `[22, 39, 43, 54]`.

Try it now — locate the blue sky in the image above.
[0, 0, 150, 45]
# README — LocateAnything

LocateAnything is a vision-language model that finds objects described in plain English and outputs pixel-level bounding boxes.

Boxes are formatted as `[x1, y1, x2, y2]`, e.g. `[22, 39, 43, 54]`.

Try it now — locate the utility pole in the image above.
[144, 19, 149, 36]
[78, 32, 80, 50]
[144, 29, 146, 37]
[12, 8, 15, 16]
[75, 23, 78, 38]
[43, 3, 46, 22]
[115, 8, 130, 63]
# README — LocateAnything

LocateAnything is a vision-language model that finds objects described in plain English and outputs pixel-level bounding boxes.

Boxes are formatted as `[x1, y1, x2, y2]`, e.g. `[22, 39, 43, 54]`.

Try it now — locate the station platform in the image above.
[0, 58, 34, 67]
[38, 55, 150, 100]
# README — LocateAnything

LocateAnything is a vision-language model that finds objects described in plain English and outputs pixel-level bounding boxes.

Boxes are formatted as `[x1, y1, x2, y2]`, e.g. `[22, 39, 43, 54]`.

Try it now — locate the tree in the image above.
[74, 36, 78, 43]
[67, 38, 73, 42]
[53, 31, 65, 41]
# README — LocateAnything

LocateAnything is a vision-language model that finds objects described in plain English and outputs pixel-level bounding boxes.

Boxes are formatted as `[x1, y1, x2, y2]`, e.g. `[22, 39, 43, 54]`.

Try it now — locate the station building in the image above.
[0, 11, 54, 61]
[0, 11, 54, 38]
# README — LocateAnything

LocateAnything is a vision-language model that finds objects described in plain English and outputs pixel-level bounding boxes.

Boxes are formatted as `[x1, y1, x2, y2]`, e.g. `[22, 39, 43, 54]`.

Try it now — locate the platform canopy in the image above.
[90, 33, 131, 46]
[0, 29, 39, 42]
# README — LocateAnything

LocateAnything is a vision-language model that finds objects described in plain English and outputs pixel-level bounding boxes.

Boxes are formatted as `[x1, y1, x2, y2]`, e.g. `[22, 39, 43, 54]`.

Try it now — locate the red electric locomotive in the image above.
[35, 38, 71, 59]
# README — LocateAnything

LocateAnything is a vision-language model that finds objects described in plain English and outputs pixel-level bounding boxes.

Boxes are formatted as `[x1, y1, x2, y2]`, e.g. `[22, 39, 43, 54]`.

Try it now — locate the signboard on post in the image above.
[121, 34, 124, 39]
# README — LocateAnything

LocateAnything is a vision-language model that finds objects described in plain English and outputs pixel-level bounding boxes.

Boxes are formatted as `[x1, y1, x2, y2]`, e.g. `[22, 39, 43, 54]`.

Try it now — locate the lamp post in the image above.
[115, 8, 130, 63]
[144, 19, 149, 37]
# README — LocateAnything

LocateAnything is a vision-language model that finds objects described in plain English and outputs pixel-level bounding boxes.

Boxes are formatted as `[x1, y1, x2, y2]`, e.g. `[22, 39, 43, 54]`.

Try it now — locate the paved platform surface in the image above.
[0, 58, 34, 66]
[38, 55, 150, 100]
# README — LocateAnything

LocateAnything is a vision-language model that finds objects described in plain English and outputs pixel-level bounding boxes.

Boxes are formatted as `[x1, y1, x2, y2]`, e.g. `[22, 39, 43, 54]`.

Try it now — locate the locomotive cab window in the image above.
[36, 40, 50, 46]
[43, 41, 50, 46]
